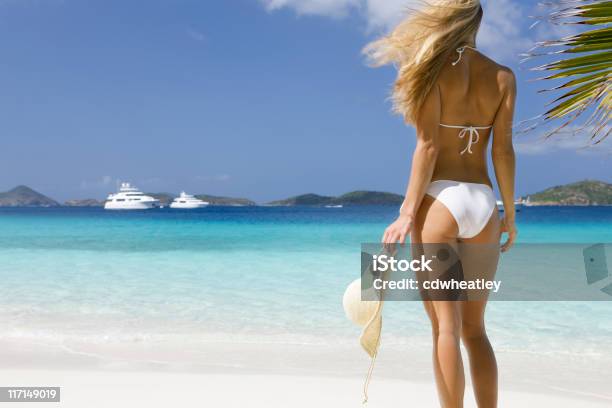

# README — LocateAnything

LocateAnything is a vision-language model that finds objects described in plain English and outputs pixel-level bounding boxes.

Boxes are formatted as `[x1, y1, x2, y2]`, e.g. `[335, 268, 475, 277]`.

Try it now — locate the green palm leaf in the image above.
[524, 0, 611, 142]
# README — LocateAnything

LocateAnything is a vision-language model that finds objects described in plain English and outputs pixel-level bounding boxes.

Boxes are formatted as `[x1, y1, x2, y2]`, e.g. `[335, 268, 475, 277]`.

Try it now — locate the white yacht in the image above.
[104, 183, 159, 210]
[497, 199, 524, 212]
[170, 192, 209, 209]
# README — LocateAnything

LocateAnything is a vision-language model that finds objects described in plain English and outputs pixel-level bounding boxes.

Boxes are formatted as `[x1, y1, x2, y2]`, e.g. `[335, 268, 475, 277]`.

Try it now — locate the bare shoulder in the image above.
[477, 52, 516, 90]
[495, 64, 516, 94]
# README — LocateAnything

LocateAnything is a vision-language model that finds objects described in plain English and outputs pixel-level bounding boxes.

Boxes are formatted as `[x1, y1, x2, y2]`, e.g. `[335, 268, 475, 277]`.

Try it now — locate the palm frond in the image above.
[522, 0, 612, 143]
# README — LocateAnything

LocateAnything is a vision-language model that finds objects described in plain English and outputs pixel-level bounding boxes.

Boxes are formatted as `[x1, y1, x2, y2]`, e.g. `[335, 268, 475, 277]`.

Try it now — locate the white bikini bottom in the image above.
[426, 180, 497, 239]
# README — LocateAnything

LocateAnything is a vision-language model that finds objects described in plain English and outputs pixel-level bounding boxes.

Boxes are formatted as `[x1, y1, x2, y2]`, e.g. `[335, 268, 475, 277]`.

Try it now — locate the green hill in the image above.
[64, 199, 104, 207]
[268, 191, 404, 206]
[527, 180, 612, 206]
[0, 185, 59, 207]
[331, 191, 404, 206]
[268, 194, 334, 206]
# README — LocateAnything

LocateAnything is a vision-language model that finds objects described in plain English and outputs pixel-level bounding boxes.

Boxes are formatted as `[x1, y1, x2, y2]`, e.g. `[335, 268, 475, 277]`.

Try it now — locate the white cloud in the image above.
[259, 0, 536, 63]
[362, 0, 414, 31]
[515, 126, 612, 156]
[478, 0, 532, 62]
[259, 0, 360, 18]
[258, 0, 415, 28]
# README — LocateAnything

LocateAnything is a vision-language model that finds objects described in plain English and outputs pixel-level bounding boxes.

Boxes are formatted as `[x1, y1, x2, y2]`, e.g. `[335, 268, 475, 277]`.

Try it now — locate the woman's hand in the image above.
[382, 213, 414, 246]
[501, 217, 517, 252]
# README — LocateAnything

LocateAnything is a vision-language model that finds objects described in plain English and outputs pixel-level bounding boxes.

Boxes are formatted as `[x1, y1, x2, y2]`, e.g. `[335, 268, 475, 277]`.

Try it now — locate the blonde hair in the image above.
[364, 1, 483, 125]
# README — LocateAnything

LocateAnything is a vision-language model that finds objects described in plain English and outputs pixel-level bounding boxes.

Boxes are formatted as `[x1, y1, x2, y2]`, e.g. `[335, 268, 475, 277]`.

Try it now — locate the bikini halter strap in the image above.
[452, 45, 478, 66]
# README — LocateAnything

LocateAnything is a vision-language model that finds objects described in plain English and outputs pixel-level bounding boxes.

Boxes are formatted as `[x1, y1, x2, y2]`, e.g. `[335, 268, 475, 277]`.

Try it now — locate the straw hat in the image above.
[342, 278, 383, 358]
[342, 251, 386, 404]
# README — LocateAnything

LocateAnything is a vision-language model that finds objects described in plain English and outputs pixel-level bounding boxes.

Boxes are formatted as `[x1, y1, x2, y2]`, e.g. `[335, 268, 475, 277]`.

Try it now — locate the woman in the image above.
[365, 1, 517, 407]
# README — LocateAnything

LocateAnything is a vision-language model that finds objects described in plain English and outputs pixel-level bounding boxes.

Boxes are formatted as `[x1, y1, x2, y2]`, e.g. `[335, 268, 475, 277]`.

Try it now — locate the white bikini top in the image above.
[439, 124, 492, 155]
[440, 45, 493, 156]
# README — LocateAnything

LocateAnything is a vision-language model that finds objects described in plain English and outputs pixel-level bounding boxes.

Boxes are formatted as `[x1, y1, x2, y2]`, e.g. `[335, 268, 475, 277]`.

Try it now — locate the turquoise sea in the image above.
[1, 206, 611, 367]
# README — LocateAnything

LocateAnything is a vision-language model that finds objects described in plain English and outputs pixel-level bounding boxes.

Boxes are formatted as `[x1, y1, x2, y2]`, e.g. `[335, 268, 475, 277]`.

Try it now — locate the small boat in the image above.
[497, 199, 523, 212]
[325, 204, 343, 208]
[170, 192, 209, 209]
[104, 183, 159, 210]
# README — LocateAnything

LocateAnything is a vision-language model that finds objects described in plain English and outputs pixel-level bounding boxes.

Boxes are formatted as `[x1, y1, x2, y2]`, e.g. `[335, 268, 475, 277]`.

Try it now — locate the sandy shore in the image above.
[1, 334, 611, 407]
[1, 369, 611, 408]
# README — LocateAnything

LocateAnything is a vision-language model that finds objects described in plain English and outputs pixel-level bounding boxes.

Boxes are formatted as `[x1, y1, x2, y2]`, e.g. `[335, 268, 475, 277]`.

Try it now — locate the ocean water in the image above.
[0, 206, 611, 364]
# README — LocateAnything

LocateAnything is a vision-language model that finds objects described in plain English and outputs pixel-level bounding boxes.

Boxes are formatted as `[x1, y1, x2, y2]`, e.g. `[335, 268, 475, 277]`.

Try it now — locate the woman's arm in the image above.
[382, 84, 441, 245]
[491, 69, 518, 252]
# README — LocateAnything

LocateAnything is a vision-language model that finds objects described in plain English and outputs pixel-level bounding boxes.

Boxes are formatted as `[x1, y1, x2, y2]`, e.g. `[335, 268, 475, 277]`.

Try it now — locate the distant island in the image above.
[64, 199, 104, 207]
[526, 180, 612, 206]
[0, 180, 610, 208]
[0, 185, 59, 207]
[269, 181, 612, 207]
[268, 191, 404, 206]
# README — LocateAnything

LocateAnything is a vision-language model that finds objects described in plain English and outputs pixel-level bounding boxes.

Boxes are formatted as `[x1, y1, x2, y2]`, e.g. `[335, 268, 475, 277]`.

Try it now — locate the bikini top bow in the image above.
[439, 124, 493, 155]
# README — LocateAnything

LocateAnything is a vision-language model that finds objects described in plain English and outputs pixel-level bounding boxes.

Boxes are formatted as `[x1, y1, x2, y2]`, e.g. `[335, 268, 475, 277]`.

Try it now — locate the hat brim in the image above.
[359, 299, 383, 358]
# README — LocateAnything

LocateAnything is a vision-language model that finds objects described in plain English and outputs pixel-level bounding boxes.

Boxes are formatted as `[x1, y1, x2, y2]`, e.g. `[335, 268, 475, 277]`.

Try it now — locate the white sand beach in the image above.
[1, 337, 611, 407]
[2, 369, 611, 408]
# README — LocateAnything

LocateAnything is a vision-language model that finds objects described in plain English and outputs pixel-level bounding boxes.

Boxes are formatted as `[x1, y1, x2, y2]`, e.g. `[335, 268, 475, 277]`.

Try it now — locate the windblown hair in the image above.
[364, 0, 483, 125]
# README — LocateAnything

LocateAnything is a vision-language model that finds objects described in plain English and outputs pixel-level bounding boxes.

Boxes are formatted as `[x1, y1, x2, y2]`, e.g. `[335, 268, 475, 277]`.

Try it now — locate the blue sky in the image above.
[0, 0, 609, 202]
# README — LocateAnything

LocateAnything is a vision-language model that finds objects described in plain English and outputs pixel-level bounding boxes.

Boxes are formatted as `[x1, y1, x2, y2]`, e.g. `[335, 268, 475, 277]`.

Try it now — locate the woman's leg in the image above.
[430, 300, 465, 408]
[460, 212, 501, 408]
[460, 301, 497, 408]
[412, 195, 464, 408]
